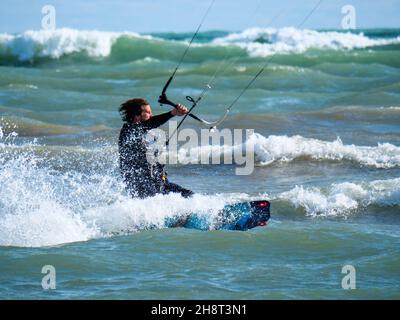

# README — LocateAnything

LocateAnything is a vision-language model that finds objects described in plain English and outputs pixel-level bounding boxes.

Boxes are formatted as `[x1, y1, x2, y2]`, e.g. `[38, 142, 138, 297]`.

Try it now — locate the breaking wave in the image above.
[174, 132, 400, 169]
[279, 178, 400, 217]
[1, 27, 399, 65]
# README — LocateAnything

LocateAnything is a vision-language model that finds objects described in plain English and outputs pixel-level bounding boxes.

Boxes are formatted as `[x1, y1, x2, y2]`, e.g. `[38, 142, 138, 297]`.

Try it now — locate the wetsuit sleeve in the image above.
[141, 111, 174, 131]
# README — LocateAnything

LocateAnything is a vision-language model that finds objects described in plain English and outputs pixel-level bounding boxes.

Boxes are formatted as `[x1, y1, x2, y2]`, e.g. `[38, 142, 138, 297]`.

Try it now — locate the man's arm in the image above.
[141, 111, 174, 131]
[141, 104, 188, 131]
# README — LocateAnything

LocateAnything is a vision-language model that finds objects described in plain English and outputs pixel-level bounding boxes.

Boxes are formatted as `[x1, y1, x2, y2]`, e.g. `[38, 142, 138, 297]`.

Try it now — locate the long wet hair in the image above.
[119, 98, 149, 122]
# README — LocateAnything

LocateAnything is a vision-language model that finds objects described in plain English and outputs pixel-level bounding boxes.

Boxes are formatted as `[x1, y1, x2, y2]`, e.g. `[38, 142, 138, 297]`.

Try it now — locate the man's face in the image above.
[136, 104, 152, 122]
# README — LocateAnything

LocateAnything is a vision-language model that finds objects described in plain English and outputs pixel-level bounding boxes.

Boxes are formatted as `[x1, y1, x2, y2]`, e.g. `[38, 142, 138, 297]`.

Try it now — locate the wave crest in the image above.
[213, 27, 400, 57]
[0, 28, 149, 62]
[280, 178, 400, 217]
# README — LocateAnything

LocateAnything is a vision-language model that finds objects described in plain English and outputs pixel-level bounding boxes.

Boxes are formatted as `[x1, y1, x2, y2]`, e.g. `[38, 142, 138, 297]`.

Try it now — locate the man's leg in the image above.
[163, 181, 194, 198]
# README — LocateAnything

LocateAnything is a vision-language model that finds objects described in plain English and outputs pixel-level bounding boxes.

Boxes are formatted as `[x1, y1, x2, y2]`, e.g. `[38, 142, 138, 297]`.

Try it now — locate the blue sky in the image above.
[1, 0, 399, 33]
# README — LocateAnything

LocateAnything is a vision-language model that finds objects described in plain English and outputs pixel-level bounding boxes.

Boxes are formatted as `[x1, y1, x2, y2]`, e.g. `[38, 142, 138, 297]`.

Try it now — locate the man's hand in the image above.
[171, 104, 188, 116]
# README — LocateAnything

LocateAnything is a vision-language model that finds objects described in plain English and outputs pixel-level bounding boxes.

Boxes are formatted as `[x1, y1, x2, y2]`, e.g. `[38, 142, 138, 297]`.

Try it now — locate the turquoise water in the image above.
[2, 221, 399, 299]
[0, 27, 400, 299]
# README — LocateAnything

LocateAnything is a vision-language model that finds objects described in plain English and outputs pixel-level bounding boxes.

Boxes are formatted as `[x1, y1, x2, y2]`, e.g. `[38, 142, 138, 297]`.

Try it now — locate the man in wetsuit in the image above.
[118, 98, 193, 199]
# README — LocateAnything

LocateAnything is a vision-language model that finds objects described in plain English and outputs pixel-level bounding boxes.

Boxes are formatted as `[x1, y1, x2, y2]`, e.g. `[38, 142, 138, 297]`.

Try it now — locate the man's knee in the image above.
[126, 182, 160, 199]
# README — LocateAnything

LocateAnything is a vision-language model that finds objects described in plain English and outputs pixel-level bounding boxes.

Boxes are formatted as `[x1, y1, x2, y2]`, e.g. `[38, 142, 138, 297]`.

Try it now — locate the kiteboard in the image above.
[166, 200, 271, 231]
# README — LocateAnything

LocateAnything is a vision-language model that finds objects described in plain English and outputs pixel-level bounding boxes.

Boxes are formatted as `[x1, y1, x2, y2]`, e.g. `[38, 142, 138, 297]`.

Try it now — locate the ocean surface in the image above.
[0, 27, 400, 299]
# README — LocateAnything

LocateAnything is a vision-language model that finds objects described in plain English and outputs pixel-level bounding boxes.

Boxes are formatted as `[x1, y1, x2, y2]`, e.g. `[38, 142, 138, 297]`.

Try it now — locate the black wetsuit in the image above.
[118, 111, 193, 198]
